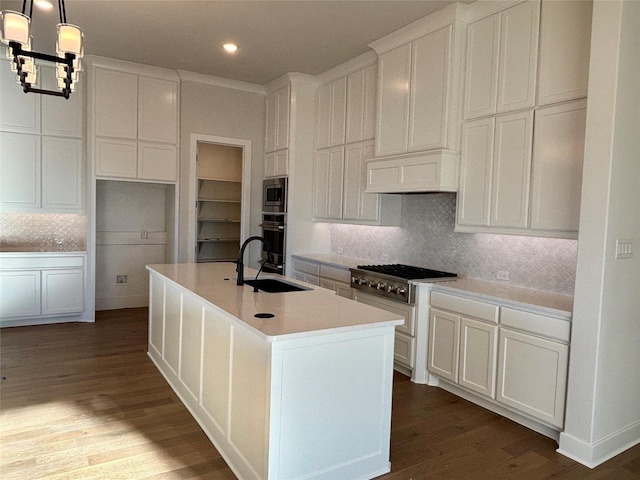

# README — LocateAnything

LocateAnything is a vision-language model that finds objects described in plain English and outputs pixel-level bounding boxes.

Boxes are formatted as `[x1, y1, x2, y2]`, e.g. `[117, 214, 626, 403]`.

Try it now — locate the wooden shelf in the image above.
[198, 198, 241, 203]
[197, 217, 241, 223]
[198, 177, 241, 183]
[197, 238, 240, 243]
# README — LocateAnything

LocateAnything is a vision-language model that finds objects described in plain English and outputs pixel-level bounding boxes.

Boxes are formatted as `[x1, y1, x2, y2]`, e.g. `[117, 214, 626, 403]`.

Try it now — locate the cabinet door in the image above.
[530, 100, 587, 233]
[313, 148, 330, 218]
[316, 82, 331, 149]
[138, 76, 178, 144]
[427, 308, 460, 382]
[0, 270, 41, 318]
[409, 26, 451, 151]
[95, 137, 137, 179]
[537, 0, 592, 105]
[0, 60, 40, 134]
[463, 14, 499, 120]
[459, 317, 497, 398]
[497, 328, 568, 428]
[497, 1, 539, 113]
[359, 141, 379, 221]
[41, 136, 83, 211]
[40, 65, 83, 138]
[457, 118, 494, 227]
[362, 64, 377, 142]
[94, 68, 138, 139]
[376, 43, 411, 156]
[138, 142, 177, 182]
[327, 146, 345, 219]
[42, 268, 84, 315]
[0, 132, 40, 210]
[343, 140, 378, 221]
[346, 69, 365, 145]
[491, 110, 533, 228]
[265, 92, 277, 153]
[330, 78, 347, 147]
[353, 292, 415, 336]
[275, 86, 290, 151]
[274, 149, 289, 177]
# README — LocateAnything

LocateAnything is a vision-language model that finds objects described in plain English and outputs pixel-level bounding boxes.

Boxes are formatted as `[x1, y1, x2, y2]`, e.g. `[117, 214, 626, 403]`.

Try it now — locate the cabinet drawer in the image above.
[319, 264, 350, 283]
[500, 307, 570, 343]
[0, 254, 85, 270]
[291, 259, 320, 276]
[431, 291, 498, 324]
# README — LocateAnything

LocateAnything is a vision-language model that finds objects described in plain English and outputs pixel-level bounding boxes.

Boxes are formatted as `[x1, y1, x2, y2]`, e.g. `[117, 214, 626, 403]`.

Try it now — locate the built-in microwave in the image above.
[263, 177, 287, 213]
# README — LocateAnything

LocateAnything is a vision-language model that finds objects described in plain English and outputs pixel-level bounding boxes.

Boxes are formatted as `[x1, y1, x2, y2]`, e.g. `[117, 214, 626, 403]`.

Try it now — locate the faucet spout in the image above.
[236, 236, 274, 286]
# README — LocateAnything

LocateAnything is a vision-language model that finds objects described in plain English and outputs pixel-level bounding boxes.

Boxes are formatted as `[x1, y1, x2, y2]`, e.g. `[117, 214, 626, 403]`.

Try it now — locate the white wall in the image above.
[178, 76, 266, 266]
[559, 0, 640, 467]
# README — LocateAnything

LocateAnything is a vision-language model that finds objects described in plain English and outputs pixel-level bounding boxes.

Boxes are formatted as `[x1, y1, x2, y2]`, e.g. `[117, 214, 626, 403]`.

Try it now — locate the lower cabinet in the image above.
[0, 253, 86, 326]
[353, 291, 416, 372]
[291, 257, 351, 297]
[427, 290, 570, 434]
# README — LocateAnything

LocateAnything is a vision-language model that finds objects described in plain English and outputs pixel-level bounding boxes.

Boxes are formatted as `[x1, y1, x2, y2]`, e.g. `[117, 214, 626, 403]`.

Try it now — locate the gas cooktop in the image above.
[356, 264, 457, 280]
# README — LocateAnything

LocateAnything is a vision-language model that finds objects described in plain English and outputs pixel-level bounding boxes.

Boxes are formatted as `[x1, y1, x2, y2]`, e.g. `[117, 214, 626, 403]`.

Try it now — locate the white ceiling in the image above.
[1, 0, 468, 85]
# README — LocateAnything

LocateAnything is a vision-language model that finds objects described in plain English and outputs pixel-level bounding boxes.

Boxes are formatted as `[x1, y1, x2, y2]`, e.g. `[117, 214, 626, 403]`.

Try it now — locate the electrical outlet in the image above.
[615, 238, 633, 259]
[116, 275, 128, 284]
[141, 230, 148, 239]
[497, 270, 510, 281]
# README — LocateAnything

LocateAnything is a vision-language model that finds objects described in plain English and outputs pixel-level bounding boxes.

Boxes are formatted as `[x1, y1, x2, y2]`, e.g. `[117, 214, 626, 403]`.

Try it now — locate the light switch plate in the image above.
[615, 238, 633, 259]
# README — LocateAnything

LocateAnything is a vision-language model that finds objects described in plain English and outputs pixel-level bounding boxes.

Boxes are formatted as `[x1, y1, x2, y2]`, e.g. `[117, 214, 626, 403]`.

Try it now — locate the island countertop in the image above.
[146, 262, 403, 341]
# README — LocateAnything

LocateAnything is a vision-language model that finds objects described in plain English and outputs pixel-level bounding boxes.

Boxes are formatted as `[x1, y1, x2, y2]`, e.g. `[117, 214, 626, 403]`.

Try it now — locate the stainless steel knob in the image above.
[376, 282, 386, 290]
[397, 287, 406, 296]
[357, 277, 366, 285]
[386, 285, 397, 294]
[368, 280, 377, 288]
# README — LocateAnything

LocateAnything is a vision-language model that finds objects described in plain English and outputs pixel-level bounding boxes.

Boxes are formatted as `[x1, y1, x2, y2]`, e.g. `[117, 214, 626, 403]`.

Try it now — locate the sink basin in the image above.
[244, 278, 310, 293]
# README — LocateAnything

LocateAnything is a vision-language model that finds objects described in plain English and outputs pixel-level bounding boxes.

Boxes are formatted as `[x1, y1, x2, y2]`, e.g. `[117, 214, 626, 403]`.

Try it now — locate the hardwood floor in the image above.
[1, 309, 638, 479]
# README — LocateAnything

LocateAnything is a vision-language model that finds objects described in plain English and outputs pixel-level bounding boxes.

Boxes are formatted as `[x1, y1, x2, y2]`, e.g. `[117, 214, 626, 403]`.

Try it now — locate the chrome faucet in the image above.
[236, 236, 274, 286]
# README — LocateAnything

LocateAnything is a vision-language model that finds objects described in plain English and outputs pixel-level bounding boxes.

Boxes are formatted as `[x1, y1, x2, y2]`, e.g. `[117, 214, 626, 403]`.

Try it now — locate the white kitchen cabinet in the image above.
[316, 77, 346, 149]
[290, 257, 352, 298]
[92, 66, 178, 182]
[376, 25, 454, 156]
[537, 0, 592, 106]
[0, 253, 86, 325]
[41, 268, 85, 315]
[0, 132, 40, 210]
[530, 99, 587, 233]
[0, 59, 40, 134]
[313, 146, 344, 219]
[345, 64, 376, 144]
[463, 1, 539, 120]
[264, 149, 289, 178]
[0, 270, 41, 318]
[353, 291, 416, 371]
[40, 65, 84, 138]
[491, 110, 533, 228]
[265, 85, 290, 153]
[428, 291, 500, 398]
[343, 140, 379, 221]
[497, 326, 569, 429]
[427, 308, 460, 382]
[0, 133, 82, 212]
[42, 136, 83, 211]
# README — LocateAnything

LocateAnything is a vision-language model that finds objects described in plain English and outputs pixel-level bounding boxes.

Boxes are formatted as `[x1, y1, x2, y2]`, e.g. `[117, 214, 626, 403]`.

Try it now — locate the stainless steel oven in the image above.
[260, 214, 286, 274]
[263, 177, 287, 213]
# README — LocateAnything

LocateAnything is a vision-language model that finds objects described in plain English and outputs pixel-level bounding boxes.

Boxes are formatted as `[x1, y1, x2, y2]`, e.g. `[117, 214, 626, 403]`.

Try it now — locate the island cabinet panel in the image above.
[147, 266, 397, 480]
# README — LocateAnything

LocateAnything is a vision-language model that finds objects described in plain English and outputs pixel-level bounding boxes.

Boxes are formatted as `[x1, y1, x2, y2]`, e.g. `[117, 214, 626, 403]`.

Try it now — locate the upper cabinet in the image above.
[456, 0, 592, 239]
[91, 63, 179, 183]
[265, 85, 290, 154]
[345, 65, 377, 145]
[367, 4, 465, 193]
[464, 1, 539, 120]
[0, 60, 84, 213]
[316, 78, 347, 149]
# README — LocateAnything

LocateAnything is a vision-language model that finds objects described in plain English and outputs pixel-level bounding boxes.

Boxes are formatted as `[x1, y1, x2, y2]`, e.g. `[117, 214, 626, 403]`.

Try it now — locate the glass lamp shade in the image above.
[56, 24, 83, 55]
[1, 11, 31, 45]
[57, 76, 75, 91]
[56, 64, 79, 82]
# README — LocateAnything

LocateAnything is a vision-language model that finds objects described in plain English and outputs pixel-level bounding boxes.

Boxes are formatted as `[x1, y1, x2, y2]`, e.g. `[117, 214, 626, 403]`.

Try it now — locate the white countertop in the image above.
[147, 262, 403, 341]
[291, 253, 377, 270]
[421, 277, 574, 318]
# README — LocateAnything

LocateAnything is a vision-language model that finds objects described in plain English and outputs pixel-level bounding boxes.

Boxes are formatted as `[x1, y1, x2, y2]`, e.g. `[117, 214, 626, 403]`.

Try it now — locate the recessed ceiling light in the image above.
[223, 43, 238, 54]
[34, 0, 54, 10]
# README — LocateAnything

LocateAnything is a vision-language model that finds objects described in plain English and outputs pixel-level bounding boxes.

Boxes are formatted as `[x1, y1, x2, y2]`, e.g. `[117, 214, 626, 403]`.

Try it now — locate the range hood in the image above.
[365, 149, 459, 194]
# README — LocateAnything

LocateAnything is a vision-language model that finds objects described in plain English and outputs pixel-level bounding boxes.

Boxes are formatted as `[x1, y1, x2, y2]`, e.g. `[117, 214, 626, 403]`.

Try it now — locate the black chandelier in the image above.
[1, 0, 84, 99]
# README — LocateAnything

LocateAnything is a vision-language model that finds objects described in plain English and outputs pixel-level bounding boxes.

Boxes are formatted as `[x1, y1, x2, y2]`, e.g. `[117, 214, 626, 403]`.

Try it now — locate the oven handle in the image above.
[260, 223, 285, 231]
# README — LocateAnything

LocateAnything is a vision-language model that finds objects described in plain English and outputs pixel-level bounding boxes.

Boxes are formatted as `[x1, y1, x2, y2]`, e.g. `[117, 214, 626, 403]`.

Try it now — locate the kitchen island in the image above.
[146, 262, 403, 480]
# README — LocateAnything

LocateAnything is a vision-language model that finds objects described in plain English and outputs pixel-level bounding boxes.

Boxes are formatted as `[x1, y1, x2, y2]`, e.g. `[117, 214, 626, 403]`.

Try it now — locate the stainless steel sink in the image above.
[244, 278, 311, 293]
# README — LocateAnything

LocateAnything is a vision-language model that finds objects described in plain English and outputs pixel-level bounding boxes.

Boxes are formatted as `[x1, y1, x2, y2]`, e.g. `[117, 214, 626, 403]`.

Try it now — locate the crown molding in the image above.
[177, 70, 265, 95]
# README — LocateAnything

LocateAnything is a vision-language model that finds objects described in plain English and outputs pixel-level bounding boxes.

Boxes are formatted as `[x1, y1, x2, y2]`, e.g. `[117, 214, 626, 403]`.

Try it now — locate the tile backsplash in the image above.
[330, 194, 578, 295]
[0, 213, 86, 252]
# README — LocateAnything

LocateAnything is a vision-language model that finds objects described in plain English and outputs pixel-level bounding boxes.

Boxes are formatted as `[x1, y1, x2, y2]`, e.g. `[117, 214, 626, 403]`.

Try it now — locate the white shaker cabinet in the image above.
[40, 65, 84, 138]
[316, 78, 347, 149]
[343, 140, 378, 221]
[463, 0, 539, 120]
[41, 136, 83, 211]
[345, 64, 376, 144]
[313, 146, 344, 219]
[92, 65, 178, 182]
[376, 25, 454, 156]
[264, 149, 289, 178]
[0, 132, 40, 210]
[265, 85, 290, 153]
[0, 270, 41, 318]
[427, 308, 460, 382]
[0, 59, 40, 134]
[537, 0, 592, 106]
[530, 99, 587, 233]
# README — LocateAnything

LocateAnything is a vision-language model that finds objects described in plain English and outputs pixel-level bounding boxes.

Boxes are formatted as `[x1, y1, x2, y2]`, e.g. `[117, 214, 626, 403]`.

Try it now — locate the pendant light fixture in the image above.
[1, 0, 84, 99]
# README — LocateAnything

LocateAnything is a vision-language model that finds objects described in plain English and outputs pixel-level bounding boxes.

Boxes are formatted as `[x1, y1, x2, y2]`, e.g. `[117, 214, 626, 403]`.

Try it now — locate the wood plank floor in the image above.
[1, 308, 638, 480]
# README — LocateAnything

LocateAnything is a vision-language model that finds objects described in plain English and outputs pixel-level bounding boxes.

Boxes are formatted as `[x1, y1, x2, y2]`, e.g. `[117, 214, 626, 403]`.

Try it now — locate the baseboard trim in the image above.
[558, 421, 640, 468]
[96, 295, 148, 311]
